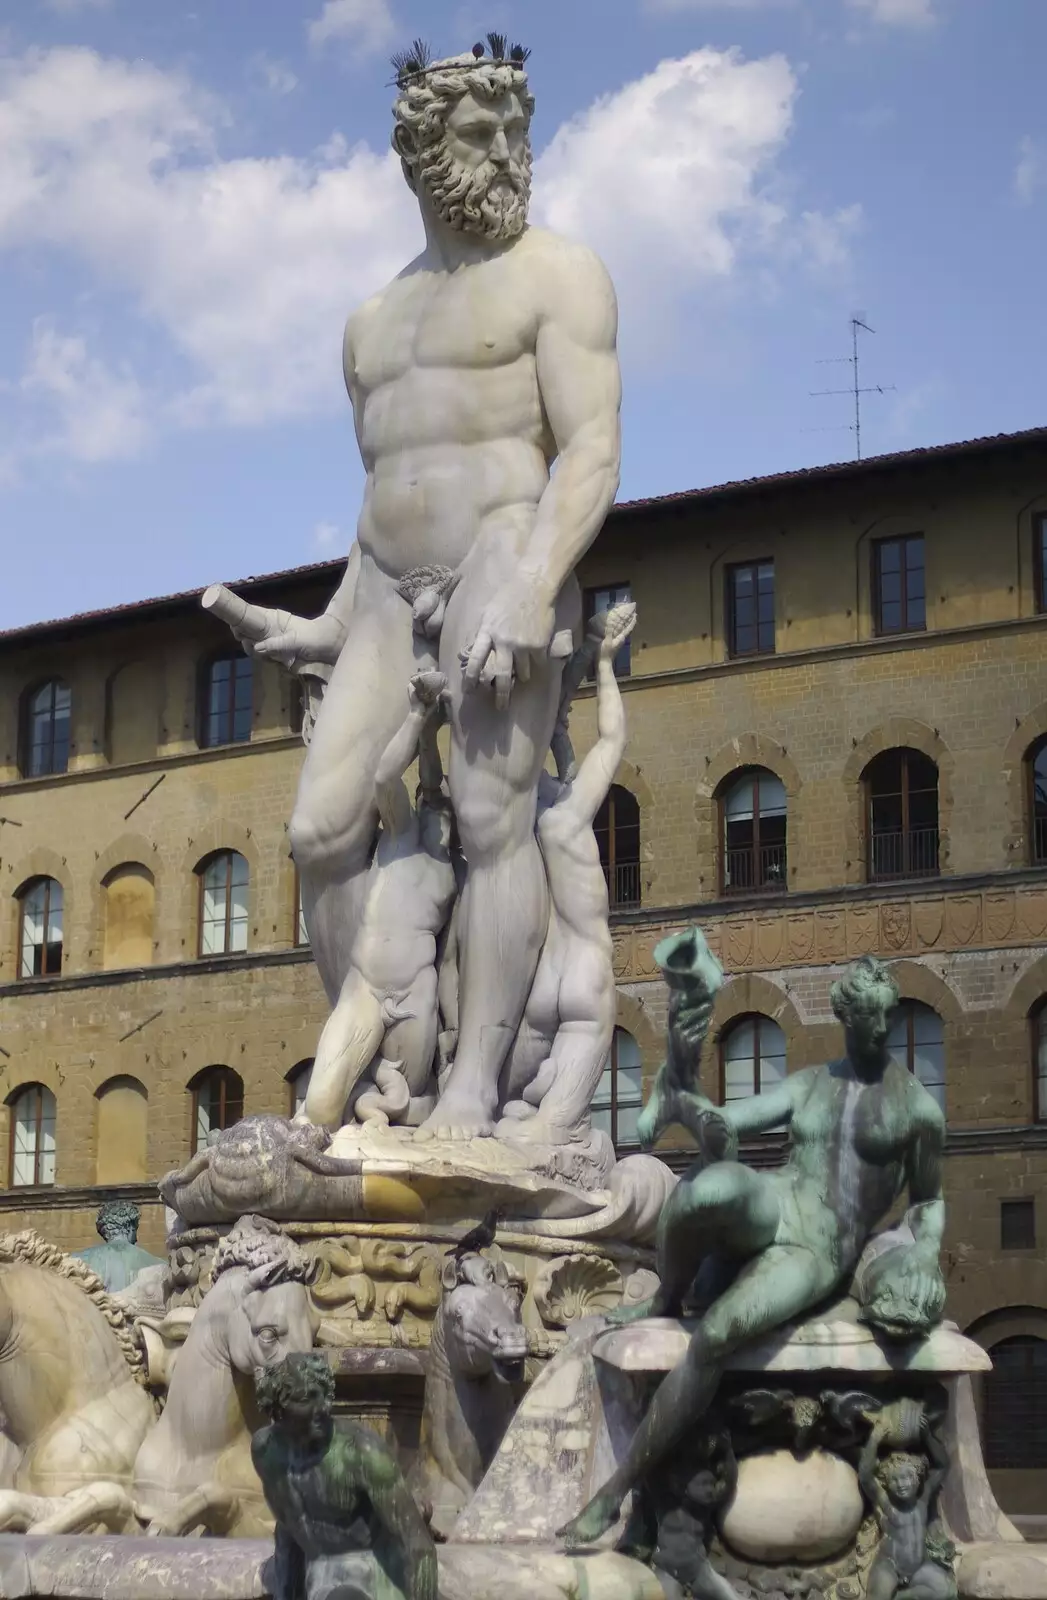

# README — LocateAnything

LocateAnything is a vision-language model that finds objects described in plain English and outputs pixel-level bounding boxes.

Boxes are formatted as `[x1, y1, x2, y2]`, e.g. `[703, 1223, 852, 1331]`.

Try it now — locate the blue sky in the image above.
[1, 0, 1045, 628]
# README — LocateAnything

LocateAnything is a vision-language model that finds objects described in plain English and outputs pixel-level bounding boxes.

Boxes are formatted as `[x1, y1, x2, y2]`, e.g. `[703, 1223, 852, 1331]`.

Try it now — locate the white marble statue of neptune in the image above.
[213, 38, 622, 1135]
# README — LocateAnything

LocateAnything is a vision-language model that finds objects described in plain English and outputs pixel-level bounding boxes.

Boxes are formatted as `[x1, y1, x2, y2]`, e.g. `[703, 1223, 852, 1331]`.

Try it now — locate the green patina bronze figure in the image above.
[72, 1200, 163, 1293]
[860, 1408, 956, 1600]
[252, 1353, 437, 1600]
[560, 928, 947, 1548]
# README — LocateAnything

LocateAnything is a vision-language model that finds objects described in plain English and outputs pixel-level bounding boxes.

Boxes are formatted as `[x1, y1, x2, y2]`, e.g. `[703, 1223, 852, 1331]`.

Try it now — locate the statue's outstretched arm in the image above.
[858, 1432, 886, 1513]
[564, 604, 636, 824]
[373, 673, 447, 836]
[357, 1433, 438, 1600]
[921, 1408, 949, 1503]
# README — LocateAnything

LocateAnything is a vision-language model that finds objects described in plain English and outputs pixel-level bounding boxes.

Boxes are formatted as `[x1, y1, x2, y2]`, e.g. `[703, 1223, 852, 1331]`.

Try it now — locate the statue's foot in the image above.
[558, 1491, 621, 1549]
[418, 1095, 495, 1139]
[496, 1113, 572, 1146]
[606, 1293, 661, 1326]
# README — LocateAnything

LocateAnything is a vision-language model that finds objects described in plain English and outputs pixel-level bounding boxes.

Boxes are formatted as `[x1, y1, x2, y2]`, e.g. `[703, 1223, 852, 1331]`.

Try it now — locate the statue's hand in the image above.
[463, 582, 557, 711]
[408, 670, 449, 715]
[596, 600, 637, 663]
[241, 608, 345, 670]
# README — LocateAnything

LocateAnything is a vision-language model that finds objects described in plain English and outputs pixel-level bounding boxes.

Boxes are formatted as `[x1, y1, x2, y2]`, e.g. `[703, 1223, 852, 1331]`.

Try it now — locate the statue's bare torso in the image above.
[348, 228, 568, 580]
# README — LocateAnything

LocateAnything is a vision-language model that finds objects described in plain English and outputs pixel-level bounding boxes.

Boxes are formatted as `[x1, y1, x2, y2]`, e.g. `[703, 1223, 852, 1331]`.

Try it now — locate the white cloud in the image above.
[0, 43, 855, 465]
[533, 49, 852, 333]
[15, 319, 148, 463]
[1014, 136, 1046, 205]
[307, 0, 397, 55]
[248, 54, 299, 97]
[847, 0, 936, 28]
[312, 519, 340, 551]
[0, 47, 418, 436]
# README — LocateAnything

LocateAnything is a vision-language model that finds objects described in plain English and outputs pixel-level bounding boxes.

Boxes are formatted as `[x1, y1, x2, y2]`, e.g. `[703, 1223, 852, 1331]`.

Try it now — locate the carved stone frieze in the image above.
[163, 1222, 652, 1359]
[611, 879, 1047, 980]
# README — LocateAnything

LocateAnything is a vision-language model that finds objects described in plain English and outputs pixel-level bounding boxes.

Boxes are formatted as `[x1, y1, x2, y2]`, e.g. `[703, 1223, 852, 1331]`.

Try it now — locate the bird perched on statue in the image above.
[453, 1208, 501, 1260]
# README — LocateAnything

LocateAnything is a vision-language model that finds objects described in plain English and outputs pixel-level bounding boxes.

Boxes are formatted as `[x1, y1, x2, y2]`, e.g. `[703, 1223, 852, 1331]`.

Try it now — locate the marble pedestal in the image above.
[0, 1535, 663, 1600]
[452, 1300, 1028, 1600]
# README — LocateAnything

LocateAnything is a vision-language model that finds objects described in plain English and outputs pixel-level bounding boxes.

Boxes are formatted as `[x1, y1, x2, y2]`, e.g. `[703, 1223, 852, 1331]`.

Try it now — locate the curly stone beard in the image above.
[416, 137, 532, 240]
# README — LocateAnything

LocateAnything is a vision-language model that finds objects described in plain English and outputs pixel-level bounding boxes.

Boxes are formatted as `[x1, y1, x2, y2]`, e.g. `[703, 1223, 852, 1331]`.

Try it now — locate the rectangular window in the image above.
[1001, 1198, 1036, 1251]
[873, 534, 925, 636]
[1036, 514, 1047, 614]
[583, 583, 632, 677]
[726, 561, 775, 658]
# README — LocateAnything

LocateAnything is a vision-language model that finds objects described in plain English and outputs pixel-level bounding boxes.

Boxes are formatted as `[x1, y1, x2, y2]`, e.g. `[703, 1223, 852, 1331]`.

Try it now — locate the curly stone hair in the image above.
[96, 1199, 140, 1242]
[256, 1352, 334, 1419]
[879, 1450, 928, 1492]
[829, 955, 900, 1026]
[212, 1214, 312, 1286]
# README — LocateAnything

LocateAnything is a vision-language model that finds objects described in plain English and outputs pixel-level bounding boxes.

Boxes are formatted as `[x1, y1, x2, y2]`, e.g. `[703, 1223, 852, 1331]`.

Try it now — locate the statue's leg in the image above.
[690, 1552, 743, 1600]
[305, 969, 386, 1125]
[867, 1555, 902, 1600]
[143, 1483, 240, 1536]
[560, 1232, 834, 1547]
[898, 1565, 956, 1600]
[290, 557, 425, 1003]
[610, 1160, 779, 1326]
[381, 966, 440, 1098]
[426, 556, 577, 1133]
[32, 1481, 134, 1535]
[516, 939, 615, 1140]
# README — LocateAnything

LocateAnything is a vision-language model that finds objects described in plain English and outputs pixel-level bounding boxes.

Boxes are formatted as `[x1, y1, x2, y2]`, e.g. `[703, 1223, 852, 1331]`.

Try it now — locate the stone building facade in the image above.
[3, 425, 1047, 1509]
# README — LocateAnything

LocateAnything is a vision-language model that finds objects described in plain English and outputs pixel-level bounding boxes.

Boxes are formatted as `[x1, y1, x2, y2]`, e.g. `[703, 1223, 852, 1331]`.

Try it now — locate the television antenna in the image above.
[809, 315, 895, 461]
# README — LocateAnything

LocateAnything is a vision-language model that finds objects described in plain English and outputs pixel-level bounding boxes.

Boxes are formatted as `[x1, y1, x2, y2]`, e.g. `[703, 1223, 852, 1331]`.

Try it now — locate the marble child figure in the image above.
[210, 37, 622, 1136]
[499, 601, 636, 1142]
[560, 939, 948, 1546]
[302, 670, 457, 1129]
[253, 1352, 436, 1600]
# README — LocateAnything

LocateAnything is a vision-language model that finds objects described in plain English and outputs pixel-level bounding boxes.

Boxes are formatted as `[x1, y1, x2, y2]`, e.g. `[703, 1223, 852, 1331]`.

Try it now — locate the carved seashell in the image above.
[533, 1253, 623, 1328]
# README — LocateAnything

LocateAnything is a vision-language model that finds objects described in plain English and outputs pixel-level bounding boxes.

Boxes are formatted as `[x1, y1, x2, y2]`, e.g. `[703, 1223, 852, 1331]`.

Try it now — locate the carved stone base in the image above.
[145, 1221, 656, 1377]
[159, 1115, 675, 1246]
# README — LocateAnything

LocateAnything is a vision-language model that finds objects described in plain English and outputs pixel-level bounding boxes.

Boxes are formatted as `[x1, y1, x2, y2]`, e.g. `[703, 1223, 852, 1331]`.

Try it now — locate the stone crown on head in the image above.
[391, 32, 530, 89]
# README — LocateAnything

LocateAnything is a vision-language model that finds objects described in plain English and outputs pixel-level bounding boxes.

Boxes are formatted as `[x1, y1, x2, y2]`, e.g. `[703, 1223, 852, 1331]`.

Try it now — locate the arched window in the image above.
[102, 864, 155, 970]
[887, 1000, 945, 1112]
[720, 1014, 787, 1101]
[1032, 1002, 1047, 1122]
[8, 1084, 56, 1187]
[189, 1066, 244, 1154]
[106, 661, 158, 766]
[197, 851, 249, 956]
[864, 748, 939, 881]
[1028, 739, 1047, 867]
[95, 1076, 148, 1184]
[287, 1059, 314, 1118]
[984, 1336, 1047, 1469]
[18, 877, 63, 978]
[199, 653, 253, 748]
[720, 768, 787, 895]
[591, 1027, 643, 1150]
[594, 785, 640, 910]
[21, 680, 71, 777]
